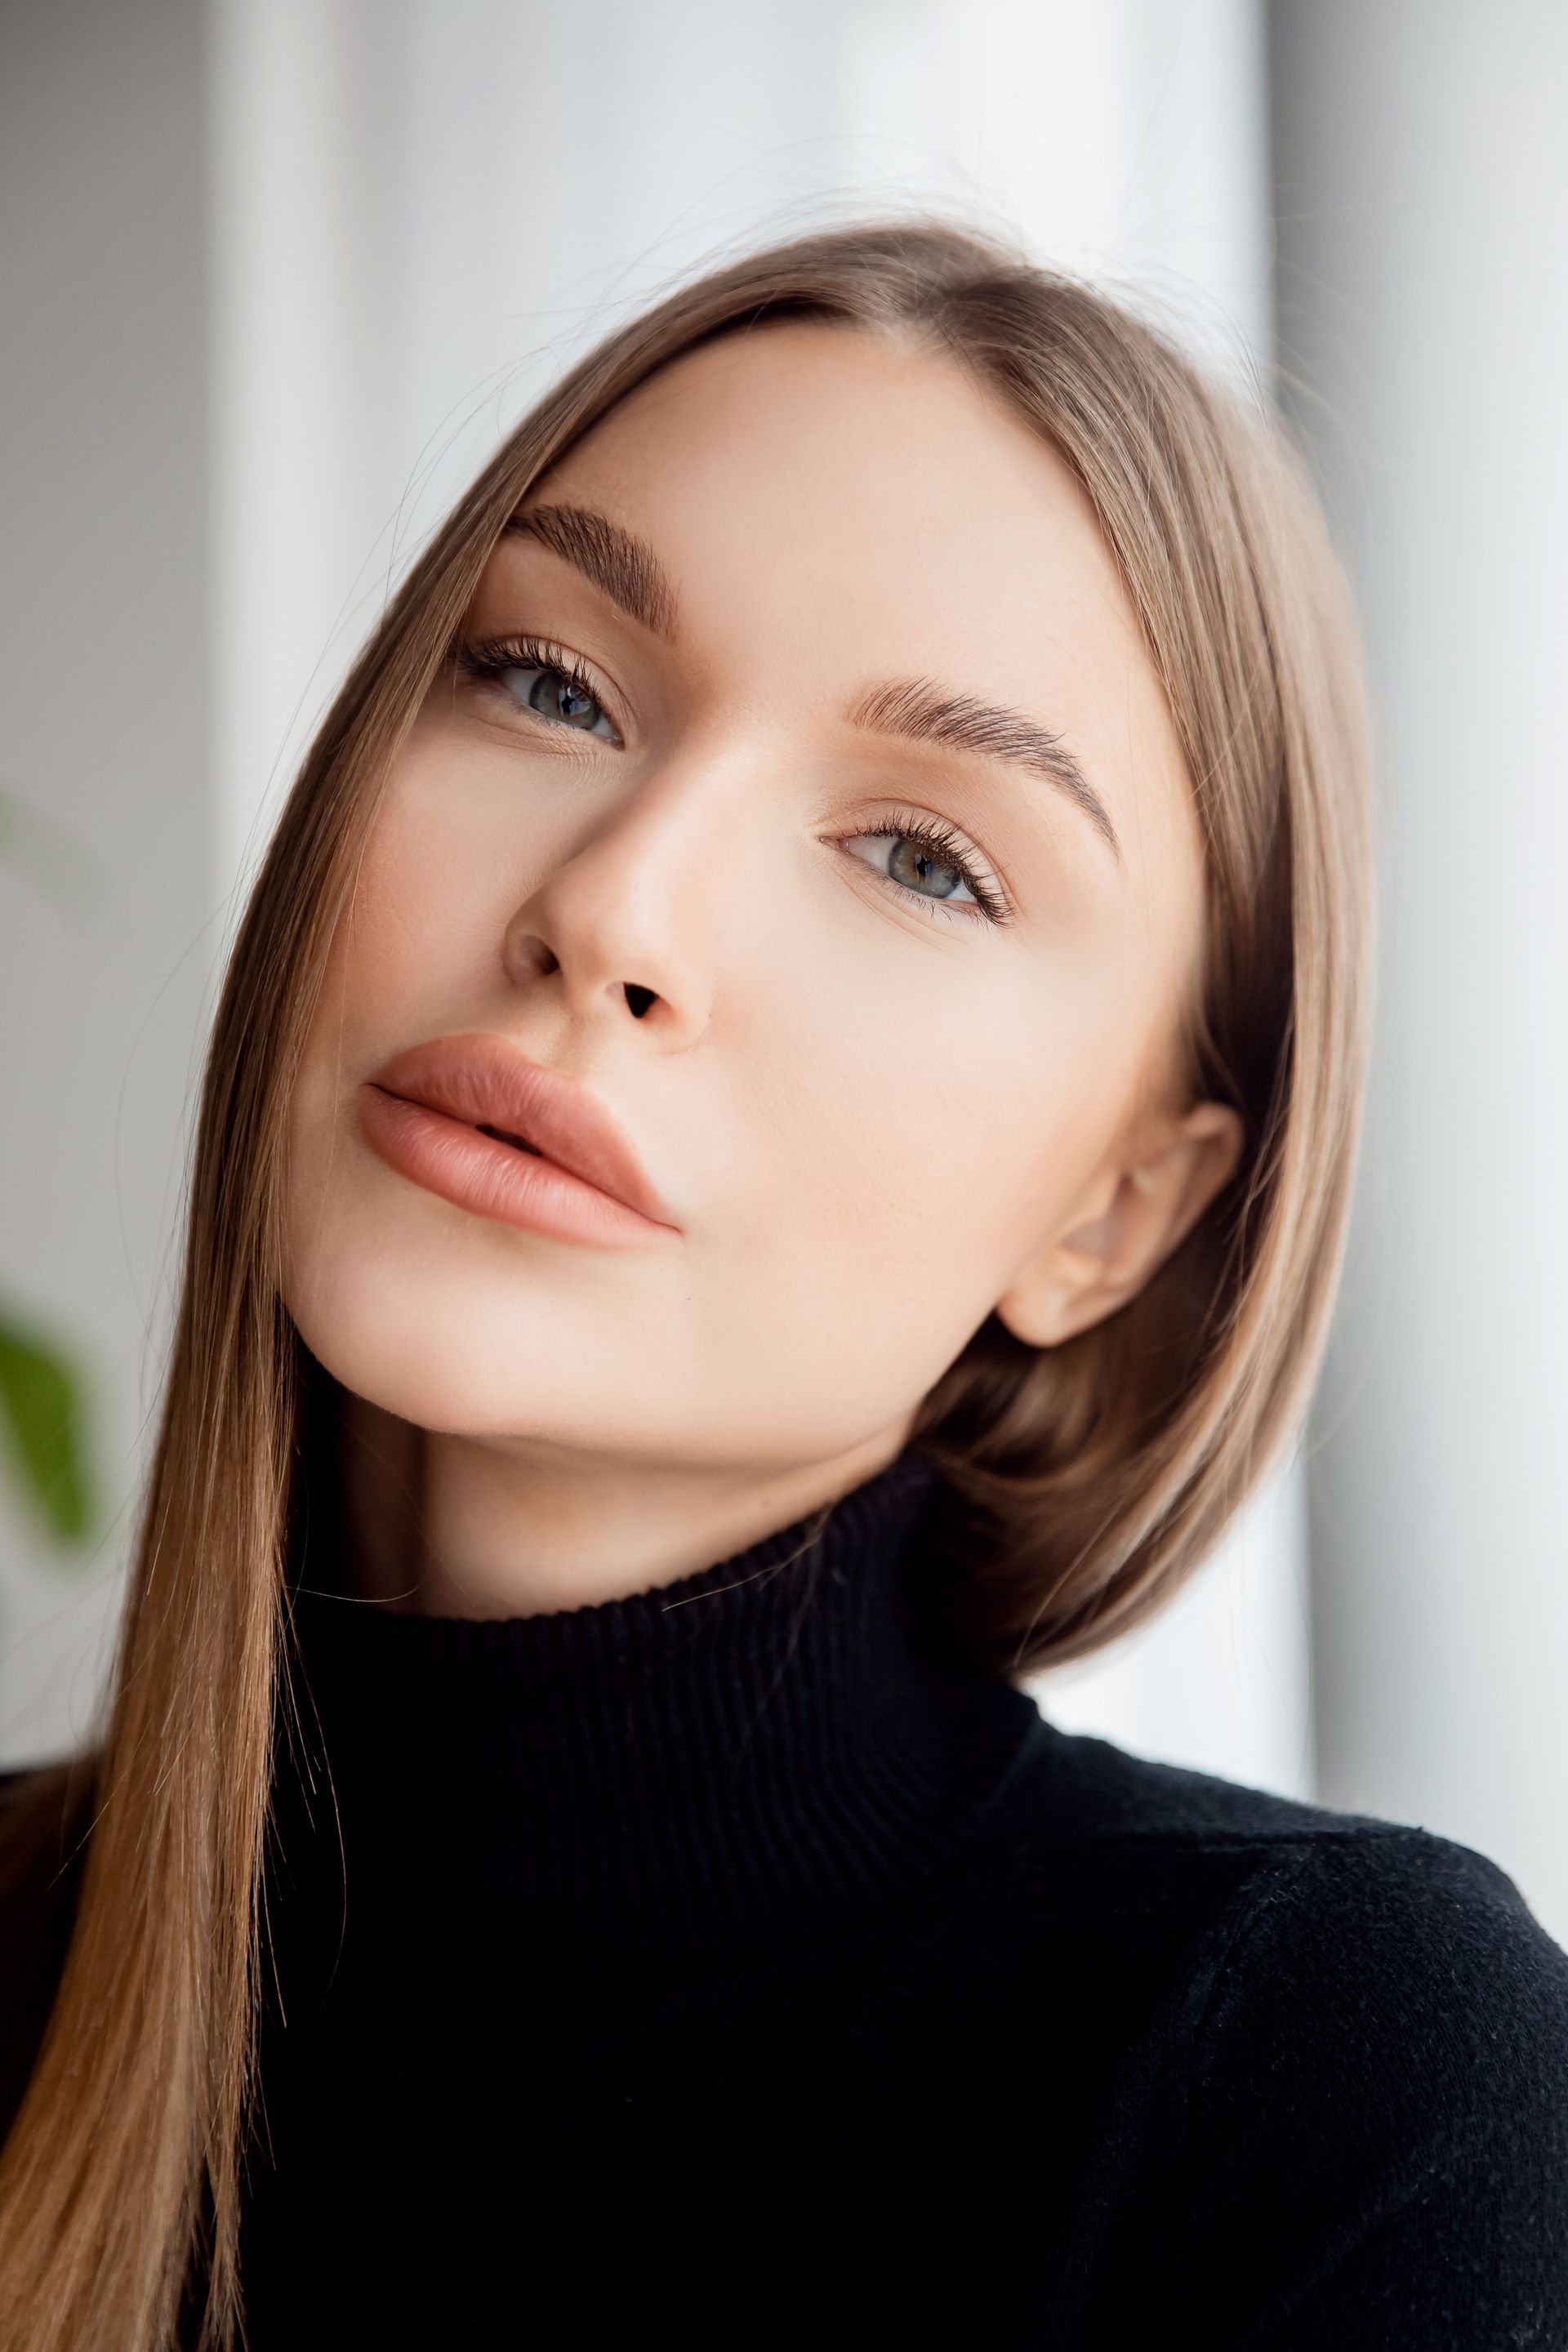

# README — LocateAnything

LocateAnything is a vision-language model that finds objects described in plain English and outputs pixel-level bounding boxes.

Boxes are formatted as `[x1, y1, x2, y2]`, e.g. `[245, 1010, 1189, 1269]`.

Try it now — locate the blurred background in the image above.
[2, 1, 1565, 1936]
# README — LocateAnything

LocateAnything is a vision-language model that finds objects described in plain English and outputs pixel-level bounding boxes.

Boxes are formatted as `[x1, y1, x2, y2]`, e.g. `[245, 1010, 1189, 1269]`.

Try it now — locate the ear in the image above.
[994, 1101, 1245, 1349]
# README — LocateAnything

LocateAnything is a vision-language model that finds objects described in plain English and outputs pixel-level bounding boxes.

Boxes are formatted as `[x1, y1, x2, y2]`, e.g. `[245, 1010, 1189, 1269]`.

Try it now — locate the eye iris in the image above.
[527, 667, 601, 728]
[889, 835, 964, 899]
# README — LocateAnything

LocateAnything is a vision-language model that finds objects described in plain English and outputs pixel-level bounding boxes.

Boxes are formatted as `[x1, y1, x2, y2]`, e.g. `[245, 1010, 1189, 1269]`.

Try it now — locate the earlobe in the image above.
[994, 1100, 1245, 1350]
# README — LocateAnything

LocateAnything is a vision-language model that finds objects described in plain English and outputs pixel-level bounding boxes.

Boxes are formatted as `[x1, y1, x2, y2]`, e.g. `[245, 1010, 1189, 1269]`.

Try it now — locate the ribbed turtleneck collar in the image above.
[266, 1446, 1036, 2011]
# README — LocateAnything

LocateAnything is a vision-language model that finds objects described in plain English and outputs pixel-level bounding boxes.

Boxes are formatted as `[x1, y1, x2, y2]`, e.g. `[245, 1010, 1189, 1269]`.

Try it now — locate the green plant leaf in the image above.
[0, 1312, 94, 1545]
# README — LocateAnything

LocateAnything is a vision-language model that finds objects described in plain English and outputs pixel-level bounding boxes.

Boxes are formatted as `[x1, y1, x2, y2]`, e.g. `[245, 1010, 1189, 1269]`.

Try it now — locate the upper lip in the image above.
[366, 1032, 679, 1230]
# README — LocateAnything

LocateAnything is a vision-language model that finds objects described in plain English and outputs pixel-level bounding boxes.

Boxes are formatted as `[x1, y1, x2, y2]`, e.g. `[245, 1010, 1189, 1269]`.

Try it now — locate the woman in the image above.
[2, 220, 1565, 2350]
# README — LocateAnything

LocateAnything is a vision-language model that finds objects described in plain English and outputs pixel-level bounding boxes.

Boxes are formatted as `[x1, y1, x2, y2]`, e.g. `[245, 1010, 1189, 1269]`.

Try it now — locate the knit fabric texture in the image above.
[4, 1443, 1567, 2346]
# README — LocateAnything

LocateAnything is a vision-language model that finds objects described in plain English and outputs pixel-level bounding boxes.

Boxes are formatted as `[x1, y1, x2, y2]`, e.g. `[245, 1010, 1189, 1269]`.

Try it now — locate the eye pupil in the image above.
[889, 835, 962, 899]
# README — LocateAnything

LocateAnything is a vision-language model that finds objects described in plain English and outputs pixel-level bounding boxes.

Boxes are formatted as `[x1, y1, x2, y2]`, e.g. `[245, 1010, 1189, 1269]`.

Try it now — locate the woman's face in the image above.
[284, 323, 1239, 1486]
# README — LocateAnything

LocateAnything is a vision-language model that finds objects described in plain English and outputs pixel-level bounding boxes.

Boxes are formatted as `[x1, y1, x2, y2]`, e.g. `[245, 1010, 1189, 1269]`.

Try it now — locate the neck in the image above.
[274, 1439, 1037, 2000]
[324, 1381, 920, 1619]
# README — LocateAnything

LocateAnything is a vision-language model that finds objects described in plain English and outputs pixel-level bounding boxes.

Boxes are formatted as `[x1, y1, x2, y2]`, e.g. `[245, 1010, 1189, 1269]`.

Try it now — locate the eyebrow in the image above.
[848, 676, 1120, 861]
[505, 502, 679, 642]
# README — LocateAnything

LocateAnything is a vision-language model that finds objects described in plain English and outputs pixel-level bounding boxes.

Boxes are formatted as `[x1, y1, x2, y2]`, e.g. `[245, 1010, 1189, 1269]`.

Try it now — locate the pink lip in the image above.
[359, 1033, 680, 1248]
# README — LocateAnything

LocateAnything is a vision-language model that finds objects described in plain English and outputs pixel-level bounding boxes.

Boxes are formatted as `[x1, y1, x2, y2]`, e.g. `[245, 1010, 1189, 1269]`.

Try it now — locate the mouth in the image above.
[476, 1123, 543, 1156]
[358, 1033, 680, 1248]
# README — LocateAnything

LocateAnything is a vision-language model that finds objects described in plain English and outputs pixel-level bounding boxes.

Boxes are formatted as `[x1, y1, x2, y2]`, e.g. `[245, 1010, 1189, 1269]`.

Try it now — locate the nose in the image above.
[499, 752, 747, 1050]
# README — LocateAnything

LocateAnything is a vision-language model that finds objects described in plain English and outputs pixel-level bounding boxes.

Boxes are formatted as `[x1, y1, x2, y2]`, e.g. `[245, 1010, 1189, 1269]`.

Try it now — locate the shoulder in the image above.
[1013, 1721, 1568, 2339]
[1185, 1799, 1568, 2139]
[1183, 1821, 1568, 2338]
[1020, 1710, 1401, 1848]
[1192, 1806, 1568, 2193]
[0, 1761, 94, 2140]
[1020, 1713, 1568, 2102]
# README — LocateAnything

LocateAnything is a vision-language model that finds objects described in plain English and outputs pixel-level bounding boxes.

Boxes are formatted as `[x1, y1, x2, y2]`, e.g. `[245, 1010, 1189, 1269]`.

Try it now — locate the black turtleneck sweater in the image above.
[6, 1447, 1568, 2345]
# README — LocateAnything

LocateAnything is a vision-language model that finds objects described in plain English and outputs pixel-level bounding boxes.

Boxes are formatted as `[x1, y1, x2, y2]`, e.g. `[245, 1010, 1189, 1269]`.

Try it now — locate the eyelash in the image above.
[448, 635, 1006, 926]
[452, 632, 617, 734]
[841, 807, 1009, 925]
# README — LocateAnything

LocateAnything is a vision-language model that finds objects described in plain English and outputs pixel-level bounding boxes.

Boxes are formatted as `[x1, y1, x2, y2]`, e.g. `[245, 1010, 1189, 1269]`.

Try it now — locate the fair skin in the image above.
[283, 321, 1242, 1618]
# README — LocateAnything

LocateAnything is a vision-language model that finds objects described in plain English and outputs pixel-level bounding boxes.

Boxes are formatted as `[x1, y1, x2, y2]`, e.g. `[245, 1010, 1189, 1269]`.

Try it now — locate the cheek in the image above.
[717, 937, 1140, 1373]
[330, 782, 510, 1035]
[288, 750, 549, 1162]
[283, 781, 501, 1282]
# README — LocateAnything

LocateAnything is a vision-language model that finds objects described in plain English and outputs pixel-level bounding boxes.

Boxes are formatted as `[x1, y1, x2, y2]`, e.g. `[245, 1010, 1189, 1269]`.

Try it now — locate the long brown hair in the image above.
[0, 220, 1370, 2349]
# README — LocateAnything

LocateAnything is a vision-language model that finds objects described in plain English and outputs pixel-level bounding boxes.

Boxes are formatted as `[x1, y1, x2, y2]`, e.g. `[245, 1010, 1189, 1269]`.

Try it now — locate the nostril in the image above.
[624, 982, 656, 1019]
[506, 929, 559, 982]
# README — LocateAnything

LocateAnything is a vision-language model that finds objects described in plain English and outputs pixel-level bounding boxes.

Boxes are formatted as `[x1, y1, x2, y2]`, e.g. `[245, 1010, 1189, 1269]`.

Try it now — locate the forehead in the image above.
[527, 321, 1199, 888]
[562, 325, 1111, 609]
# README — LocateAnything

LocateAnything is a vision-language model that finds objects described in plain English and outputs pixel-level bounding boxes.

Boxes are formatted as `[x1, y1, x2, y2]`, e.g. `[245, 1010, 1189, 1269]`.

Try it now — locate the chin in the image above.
[280, 1180, 956, 1469]
[287, 1260, 587, 1442]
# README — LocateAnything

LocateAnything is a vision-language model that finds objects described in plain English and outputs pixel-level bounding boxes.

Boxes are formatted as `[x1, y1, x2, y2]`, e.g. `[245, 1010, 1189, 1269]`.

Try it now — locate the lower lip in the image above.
[359, 1085, 672, 1249]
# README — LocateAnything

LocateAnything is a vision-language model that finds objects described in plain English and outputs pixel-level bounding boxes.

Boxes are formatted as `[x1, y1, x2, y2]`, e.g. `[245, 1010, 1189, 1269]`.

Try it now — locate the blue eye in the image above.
[500, 661, 617, 739]
[842, 815, 1005, 923]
